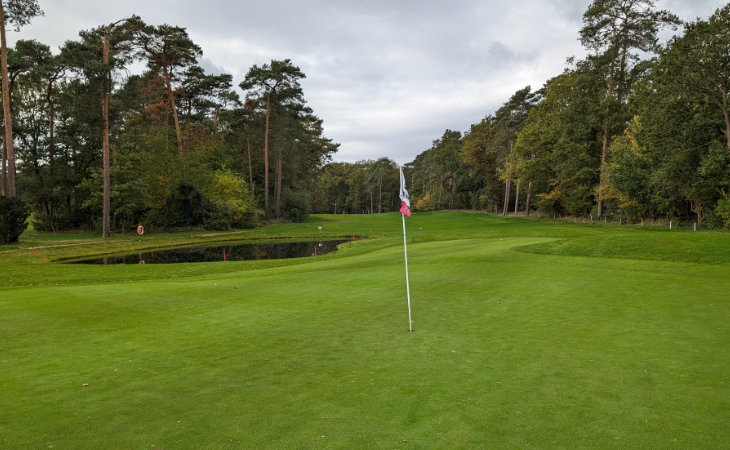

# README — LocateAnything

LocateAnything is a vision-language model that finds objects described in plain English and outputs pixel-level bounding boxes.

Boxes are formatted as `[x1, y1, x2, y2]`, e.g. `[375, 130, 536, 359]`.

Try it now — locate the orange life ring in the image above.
[137, 225, 144, 235]
[139, 260, 145, 264]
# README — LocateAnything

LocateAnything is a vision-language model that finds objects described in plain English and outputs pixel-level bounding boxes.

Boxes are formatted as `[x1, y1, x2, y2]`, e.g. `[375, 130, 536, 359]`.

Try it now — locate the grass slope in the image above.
[1, 212, 729, 448]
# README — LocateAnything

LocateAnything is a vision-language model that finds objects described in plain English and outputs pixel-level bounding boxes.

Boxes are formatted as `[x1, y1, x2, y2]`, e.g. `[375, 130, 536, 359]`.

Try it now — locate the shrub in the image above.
[0, 196, 31, 244]
[203, 170, 256, 230]
[715, 194, 730, 228]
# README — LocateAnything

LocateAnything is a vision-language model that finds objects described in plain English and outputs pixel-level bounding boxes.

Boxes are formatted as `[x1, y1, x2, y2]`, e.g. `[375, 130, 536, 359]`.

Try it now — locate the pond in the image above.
[68, 239, 348, 265]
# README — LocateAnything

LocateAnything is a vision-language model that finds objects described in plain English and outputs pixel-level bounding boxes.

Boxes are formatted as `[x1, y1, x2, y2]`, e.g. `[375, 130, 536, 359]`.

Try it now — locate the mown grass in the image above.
[1, 212, 729, 448]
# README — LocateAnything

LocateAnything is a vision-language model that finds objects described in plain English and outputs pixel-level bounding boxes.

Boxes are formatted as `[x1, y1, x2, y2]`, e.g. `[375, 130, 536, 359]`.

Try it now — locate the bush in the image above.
[203, 207, 232, 231]
[0, 196, 31, 244]
[203, 170, 256, 230]
[715, 194, 730, 228]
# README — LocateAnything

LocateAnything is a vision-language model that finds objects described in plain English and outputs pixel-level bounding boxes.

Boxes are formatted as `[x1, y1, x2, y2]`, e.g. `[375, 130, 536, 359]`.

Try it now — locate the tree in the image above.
[225, 100, 259, 202]
[433, 130, 463, 210]
[493, 86, 540, 215]
[462, 116, 501, 211]
[613, 5, 730, 224]
[2, 39, 51, 195]
[180, 65, 238, 142]
[673, 5, 730, 150]
[0, 195, 29, 242]
[315, 162, 350, 214]
[8, 39, 62, 229]
[277, 112, 337, 218]
[370, 158, 399, 213]
[580, 0, 679, 218]
[344, 161, 369, 214]
[0, 0, 42, 197]
[239, 59, 306, 221]
[602, 118, 653, 222]
[81, 17, 144, 237]
[204, 169, 254, 230]
[513, 66, 604, 217]
[36, 52, 64, 164]
[138, 23, 202, 180]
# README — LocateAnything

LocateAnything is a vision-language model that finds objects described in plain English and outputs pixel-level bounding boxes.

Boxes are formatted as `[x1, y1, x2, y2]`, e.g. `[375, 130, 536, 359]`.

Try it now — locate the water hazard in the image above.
[69, 239, 348, 264]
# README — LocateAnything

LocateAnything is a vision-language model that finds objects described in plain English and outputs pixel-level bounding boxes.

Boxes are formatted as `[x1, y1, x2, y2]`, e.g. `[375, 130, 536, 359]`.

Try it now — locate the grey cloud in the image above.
[9, 0, 721, 164]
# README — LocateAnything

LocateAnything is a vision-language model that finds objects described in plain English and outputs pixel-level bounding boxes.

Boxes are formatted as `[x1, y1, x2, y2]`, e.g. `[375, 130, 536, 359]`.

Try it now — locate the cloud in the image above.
[8, 0, 721, 164]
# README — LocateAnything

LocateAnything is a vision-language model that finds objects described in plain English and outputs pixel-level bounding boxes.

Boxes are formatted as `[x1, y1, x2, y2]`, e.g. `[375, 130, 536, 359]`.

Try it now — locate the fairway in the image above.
[2, 213, 729, 448]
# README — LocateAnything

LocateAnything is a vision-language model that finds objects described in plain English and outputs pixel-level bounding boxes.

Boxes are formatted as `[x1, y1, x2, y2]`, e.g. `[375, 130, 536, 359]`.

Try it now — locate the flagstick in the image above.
[402, 212, 413, 332]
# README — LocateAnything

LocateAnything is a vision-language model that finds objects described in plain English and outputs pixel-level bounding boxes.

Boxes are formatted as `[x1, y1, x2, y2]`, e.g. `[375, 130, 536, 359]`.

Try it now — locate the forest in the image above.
[317, 2, 730, 228]
[1, 0, 730, 242]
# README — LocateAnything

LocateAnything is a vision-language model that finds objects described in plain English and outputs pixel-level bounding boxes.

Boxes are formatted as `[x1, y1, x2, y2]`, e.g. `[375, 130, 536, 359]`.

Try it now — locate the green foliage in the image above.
[5, 2, 730, 235]
[715, 194, 730, 228]
[603, 119, 652, 222]
[0, 196, 31, 243]
[203, 169, 255, 230]
[312, 162, 350, 213]
[165, 182, 206, 229]
[239, 58, 305, 106]
[8, 18, 337, 234]
[462, 116, 502, 211]
[3, 0, 43, 30]
[617, 4, 730, 223]
[514, 67, 602, 216]
[282, 189, 311, 222]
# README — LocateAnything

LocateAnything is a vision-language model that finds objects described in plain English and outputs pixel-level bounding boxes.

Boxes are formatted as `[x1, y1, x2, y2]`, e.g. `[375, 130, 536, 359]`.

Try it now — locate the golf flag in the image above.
[399, 166, 411, 216]
[399, 166, 413, 332]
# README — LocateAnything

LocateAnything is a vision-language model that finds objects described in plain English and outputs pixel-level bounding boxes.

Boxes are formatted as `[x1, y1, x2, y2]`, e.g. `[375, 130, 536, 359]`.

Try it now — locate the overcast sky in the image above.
[7, 0, 725, 164]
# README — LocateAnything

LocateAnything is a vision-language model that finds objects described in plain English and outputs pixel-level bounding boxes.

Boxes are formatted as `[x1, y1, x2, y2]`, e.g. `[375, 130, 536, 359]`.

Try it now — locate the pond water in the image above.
[69, 239, 348, 265]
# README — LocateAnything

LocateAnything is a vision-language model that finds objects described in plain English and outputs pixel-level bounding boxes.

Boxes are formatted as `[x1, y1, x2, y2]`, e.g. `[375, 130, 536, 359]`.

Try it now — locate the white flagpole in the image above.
[402, 211, 413, 332]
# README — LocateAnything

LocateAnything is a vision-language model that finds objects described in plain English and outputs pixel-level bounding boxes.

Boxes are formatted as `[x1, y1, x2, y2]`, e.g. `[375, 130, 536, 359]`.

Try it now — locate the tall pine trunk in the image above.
[502, 140, 513, 216]
[164, 64, 185, 180]
[275, 151, 282, 219]
[525, 181, 532, 217]
[46, 78, 55, 162]
[722, 87, 730, 149]
[514, 181, 520, 214]
[0, 3, 15, 197]
[449, 173, 456, 211]
[245, 128, 254, 201]
[102, 30, 111, 238]
[1, 137, 5, 196]
[597, 46, 618, 219]
[378, 177, 382, 213]
[502, 178, 511, 216]
[263, 93, 271, 220]
[184, 101, 191, 155]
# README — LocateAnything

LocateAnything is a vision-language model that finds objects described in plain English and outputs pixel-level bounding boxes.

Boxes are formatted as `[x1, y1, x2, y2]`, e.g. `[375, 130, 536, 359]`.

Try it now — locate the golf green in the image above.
[1, 213, 728, 448]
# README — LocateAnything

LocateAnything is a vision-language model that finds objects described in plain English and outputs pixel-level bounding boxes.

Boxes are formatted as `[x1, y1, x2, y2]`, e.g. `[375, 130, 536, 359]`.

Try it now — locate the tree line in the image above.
[314, 1, 730, 228]
[2, 0, 730, 241]
[0, 0, 338, 238]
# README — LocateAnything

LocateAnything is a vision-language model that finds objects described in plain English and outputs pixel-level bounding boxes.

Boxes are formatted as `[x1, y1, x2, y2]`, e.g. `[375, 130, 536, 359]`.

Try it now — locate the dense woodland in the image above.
[2, 0, 730, 238]
[317, 2, 730, 228]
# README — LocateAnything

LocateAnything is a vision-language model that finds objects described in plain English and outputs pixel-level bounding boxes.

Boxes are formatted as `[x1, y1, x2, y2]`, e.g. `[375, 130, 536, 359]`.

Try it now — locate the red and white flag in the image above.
[399, 166, 411, 216]
[399, 166, 413, 332]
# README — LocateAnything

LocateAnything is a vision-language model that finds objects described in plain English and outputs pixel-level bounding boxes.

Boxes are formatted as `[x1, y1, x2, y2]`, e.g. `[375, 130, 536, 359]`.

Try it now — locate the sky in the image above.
[7, 0, 725, 164]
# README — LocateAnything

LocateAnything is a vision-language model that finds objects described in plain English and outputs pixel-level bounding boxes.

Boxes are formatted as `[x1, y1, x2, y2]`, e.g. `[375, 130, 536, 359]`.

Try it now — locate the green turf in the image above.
[1, 212, 729, 448]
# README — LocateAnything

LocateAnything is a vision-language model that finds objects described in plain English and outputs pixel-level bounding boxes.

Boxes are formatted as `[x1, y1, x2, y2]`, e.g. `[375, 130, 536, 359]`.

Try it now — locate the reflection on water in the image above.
[70, 240, 347, 265]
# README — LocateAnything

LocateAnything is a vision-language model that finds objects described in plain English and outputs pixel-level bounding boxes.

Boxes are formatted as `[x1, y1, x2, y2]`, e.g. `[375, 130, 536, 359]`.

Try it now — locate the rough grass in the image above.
[1, 212, 729, 448]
